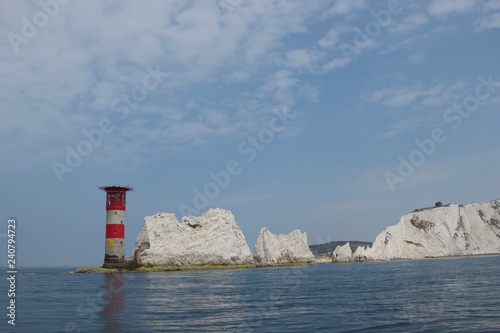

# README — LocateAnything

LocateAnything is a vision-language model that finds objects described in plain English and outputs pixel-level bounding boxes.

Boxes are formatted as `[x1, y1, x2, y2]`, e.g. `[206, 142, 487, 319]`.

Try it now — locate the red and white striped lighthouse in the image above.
[99, 185, 133, 268]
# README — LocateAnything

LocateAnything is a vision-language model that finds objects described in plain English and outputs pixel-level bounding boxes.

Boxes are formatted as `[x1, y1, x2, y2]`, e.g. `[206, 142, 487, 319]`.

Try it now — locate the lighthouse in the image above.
[99, 185, 133, 268]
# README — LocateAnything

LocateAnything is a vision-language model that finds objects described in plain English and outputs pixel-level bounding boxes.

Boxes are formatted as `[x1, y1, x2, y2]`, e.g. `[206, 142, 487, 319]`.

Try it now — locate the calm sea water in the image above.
[2, 256, 500, 332]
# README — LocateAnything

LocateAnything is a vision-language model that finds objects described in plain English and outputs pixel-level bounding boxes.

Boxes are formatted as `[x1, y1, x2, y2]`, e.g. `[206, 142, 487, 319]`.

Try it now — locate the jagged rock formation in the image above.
[131, 208, 254, 267]
[253, 228, 315, 266]
[332, 242, 353, 262]
[364, 199, 500, 260]
[353, 245, 370, 262]
[309, 241, 372, 260]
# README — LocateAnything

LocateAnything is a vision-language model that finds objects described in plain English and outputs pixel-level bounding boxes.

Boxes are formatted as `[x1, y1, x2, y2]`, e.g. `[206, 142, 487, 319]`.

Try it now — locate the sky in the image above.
[1, 0, 499, 267]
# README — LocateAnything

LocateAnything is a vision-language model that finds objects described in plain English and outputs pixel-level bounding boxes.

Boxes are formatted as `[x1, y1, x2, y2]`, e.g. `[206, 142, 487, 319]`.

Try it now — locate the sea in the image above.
[2, 255, 500, 332]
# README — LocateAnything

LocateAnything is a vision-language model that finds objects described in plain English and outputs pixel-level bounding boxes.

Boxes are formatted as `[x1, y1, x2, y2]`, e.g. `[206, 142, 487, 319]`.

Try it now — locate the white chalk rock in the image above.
[132, 208, 254, 266]
[353, 245, 370, 261]
[333, 242, 353, 262]
[365, 200, 500, 260]
[253, 227, 315, 266]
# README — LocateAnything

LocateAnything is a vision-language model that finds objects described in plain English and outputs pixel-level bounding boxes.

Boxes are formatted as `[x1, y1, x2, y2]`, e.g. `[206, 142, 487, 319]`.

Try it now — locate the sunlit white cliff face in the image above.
[253, 228, 315, 266]
[364, 200, 500, 260]
[333, 242, 353, 262]
[131, 208, 254, 267]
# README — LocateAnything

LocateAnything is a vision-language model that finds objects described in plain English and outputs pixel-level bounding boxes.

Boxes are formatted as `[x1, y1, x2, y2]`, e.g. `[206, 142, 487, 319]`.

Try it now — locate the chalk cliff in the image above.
[131, 208, 254, 267]
[253, 228, 315, 266]
[364, 200, 500, 260]
[333, 242, 353, 262]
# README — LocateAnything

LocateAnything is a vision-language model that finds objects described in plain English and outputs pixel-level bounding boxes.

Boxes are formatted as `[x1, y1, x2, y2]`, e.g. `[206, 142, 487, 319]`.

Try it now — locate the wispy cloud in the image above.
[407, 54, 426, 65]
[391, 13, 429, 33]
[360, 79, 476, 138]
[485, 0, 500, 10]
[323, 0, 367, 17]
[1, 0, 499, 177]
[318, 25, 352, 49]
[285, 49, 322, 72]
[0, 1, 330, 171]
[475, 12, 500, 30]
[428, 0, 476, 17]
[376, 114, 431, 139]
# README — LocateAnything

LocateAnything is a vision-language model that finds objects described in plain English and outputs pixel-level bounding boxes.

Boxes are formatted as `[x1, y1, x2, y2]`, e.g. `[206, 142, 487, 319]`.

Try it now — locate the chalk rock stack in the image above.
[132, 208, 254, 267]
[253, 227, 315, 266]
[333, 242, 353, 262]
[364, 200, 500, 260]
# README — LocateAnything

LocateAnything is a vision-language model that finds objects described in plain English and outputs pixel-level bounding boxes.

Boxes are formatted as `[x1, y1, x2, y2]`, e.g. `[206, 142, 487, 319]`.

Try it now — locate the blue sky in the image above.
[1, 0, 500, 267]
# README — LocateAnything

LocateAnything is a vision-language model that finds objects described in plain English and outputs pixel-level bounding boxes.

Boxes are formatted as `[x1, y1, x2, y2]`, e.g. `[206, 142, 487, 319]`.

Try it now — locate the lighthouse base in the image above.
[102, 259, 137, 269]
[103, 255, 137, 269]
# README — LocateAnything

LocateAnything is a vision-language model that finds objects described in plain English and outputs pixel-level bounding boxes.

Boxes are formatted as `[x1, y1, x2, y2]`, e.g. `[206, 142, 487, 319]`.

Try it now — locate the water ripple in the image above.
[9, 256, 500, 332]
